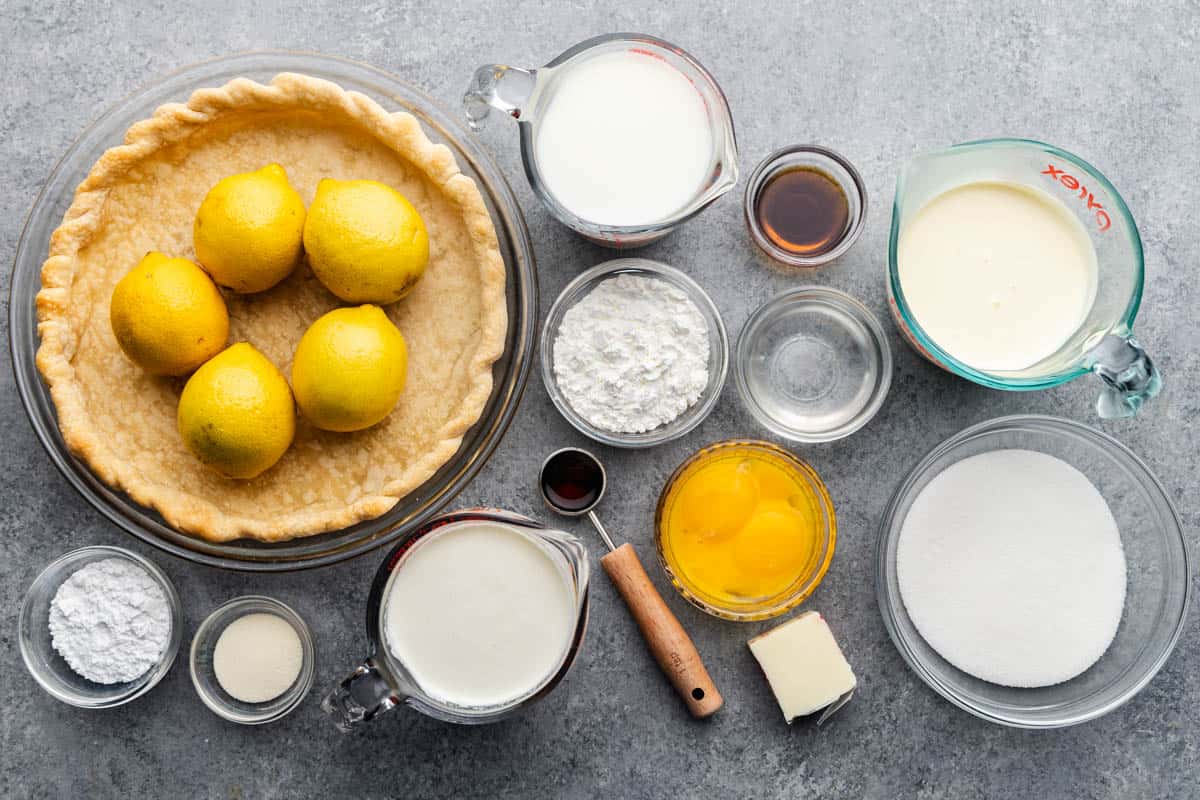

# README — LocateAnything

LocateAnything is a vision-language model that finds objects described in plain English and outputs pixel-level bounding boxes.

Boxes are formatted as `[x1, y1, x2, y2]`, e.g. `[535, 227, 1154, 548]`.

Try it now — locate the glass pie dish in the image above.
[876, 415, 1189, 728]
[8, 52, 537, 571]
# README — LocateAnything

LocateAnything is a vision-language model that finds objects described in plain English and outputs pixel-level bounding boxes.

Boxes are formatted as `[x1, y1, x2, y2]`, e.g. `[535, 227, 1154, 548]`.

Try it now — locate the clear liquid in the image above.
[745, 304, 879, 432]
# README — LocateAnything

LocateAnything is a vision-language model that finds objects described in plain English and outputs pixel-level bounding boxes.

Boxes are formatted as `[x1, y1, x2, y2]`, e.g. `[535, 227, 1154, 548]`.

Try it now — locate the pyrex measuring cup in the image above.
[888, 138, 1161, 418]
[464, 33, 738, 247]
[322, 509, 589, 729]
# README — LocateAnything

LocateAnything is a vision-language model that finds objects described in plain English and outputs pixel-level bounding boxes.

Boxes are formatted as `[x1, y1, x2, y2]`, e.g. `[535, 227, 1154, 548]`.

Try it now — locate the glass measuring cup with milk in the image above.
[464, 33, 738, 247]
[888, 138, 1161, 418]
[322, 510, 589, 729]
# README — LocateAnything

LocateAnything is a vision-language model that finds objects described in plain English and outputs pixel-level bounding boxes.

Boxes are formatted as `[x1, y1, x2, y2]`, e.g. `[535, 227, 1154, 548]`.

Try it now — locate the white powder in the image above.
[213, 613, 303, 703]
[48, 558, 172, 684]
[552, 274, 709, 433]
[897, 449, 1126, 688]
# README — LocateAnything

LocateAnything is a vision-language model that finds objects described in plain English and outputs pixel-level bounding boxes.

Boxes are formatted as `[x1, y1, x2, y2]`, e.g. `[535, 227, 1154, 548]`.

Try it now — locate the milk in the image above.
[533, 50, 713, 226]
[897, 181, 1098, 372]
[382, 522, 576, 708]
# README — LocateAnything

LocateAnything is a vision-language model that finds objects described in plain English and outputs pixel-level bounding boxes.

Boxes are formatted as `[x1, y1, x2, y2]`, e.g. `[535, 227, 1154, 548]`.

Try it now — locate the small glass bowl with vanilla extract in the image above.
[744, 145, 867, 268]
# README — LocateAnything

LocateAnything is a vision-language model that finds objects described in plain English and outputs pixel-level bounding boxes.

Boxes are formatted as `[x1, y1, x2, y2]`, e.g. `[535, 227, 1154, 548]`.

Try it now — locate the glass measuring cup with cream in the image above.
[464, 33, 738, 247]
[322, 510, 588, 729]
[888, 138, 1161, 418]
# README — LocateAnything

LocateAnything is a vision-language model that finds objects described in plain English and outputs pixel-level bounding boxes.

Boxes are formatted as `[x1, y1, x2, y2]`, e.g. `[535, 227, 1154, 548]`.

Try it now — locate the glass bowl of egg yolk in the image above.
[655, 440, 836, 621]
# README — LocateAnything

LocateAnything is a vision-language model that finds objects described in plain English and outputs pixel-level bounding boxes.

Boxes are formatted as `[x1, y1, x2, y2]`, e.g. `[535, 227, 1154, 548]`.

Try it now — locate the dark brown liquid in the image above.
[541, 449, 604, 513]
[756, 167, 849, 256]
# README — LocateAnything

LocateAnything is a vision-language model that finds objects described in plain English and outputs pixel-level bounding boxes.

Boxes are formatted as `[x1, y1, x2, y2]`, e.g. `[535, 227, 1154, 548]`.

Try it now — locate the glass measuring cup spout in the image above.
[887, 138, 1162, 419]
[322, 509, 589, 730]
[463, 64, 536, 132]
[463, 33, 739, 247]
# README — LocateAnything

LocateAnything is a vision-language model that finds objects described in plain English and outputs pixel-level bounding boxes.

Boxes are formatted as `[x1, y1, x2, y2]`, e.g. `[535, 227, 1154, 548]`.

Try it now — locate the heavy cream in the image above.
[897, 181, 1098, 372]
[533, 50, 713, 225]
[382, 522, 576, 708]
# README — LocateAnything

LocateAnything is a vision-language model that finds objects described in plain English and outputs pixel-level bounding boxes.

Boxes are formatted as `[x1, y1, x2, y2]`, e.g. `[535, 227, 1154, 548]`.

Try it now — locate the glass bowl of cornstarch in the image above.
[876, 415, 1189, 729]
[541, 259, 728, 448]
[19, 545, 182, 708]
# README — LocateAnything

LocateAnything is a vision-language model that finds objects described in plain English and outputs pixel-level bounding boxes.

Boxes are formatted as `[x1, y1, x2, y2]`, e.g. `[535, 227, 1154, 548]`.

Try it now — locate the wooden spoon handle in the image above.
[600, 543, 723, 718]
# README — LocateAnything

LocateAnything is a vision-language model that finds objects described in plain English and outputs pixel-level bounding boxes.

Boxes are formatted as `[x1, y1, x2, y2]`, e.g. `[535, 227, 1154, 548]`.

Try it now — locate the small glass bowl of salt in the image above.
[189, 596, 315, 725]
[541, 258, 729, 448]
[19, 545, 183, 708]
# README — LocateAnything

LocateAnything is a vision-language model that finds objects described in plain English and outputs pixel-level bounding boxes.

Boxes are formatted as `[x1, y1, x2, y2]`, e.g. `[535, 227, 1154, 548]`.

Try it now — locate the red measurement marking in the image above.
[628, 45, 712, 120]
[1041, 164, 1112, 232]
[629, 47, 668, 62]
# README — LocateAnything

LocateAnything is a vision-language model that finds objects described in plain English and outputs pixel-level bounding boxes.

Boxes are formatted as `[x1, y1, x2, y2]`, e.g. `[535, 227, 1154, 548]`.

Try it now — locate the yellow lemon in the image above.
[302, 179, 429, 304]
[177, 343, 295, 479]
[193, 163, 305, 293]
[109, 251, 229, 376]
[291, 305, 408, 432]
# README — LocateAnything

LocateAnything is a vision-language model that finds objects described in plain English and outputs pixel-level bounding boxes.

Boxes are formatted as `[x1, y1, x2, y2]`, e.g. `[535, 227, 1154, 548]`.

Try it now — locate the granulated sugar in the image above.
[897, 449, 1126, 688]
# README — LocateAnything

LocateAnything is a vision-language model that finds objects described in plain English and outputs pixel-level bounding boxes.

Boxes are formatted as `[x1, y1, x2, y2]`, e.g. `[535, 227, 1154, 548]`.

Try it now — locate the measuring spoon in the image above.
[539, 447, 723, 719]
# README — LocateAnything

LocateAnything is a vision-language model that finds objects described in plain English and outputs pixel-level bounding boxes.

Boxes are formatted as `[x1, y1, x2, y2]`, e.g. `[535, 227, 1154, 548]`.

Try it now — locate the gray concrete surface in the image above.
[2, 1, 1198, 797]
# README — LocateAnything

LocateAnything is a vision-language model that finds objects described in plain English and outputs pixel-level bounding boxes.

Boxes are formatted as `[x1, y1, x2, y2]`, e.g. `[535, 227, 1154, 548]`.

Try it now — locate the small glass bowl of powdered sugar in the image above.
[19, 545, 182, 708]
[542, 259, 729, 448]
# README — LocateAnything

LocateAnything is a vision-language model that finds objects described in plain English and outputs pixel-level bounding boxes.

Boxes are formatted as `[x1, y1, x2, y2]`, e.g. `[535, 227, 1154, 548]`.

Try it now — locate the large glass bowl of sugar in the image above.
[876, 415, 1189, 729]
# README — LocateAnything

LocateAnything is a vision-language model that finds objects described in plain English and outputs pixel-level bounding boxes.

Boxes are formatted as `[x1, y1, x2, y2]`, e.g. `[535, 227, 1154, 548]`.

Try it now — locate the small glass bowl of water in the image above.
[734, 287, 892, 442]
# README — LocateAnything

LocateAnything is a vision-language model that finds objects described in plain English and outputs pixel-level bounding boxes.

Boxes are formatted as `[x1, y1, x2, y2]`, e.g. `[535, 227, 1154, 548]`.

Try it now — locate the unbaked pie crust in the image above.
[36, 73, 507, 542]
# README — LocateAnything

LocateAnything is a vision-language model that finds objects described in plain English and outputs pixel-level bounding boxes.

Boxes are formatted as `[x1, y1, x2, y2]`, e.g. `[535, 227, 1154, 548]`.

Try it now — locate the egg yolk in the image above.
[662, 449, 826, 608]
[730, 501, 816, 597]
[676, 458, 758, 542]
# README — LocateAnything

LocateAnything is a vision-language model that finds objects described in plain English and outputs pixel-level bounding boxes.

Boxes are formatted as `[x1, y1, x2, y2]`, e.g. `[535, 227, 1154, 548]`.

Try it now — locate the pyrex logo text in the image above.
[1042, 164, 1111, 232]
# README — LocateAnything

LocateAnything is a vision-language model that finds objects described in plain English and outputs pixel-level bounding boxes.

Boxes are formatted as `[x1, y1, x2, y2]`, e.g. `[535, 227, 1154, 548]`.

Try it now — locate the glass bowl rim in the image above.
[539, 258, 729, 449]
[874, 413, 1190, 728]
[19, 544, 183, 708]
[654, 438, 837, 621]
[734, 285, 893, 443]
[189, 594, 316, 725]
[8, 50, 538, 571]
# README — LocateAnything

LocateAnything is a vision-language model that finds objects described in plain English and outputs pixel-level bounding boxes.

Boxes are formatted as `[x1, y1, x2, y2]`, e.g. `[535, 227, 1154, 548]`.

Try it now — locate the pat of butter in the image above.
[748, 611, 856, 723]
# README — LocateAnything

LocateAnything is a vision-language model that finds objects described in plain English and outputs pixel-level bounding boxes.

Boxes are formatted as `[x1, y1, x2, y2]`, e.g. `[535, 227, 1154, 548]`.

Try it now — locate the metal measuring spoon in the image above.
[539, 447, 723, 719]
